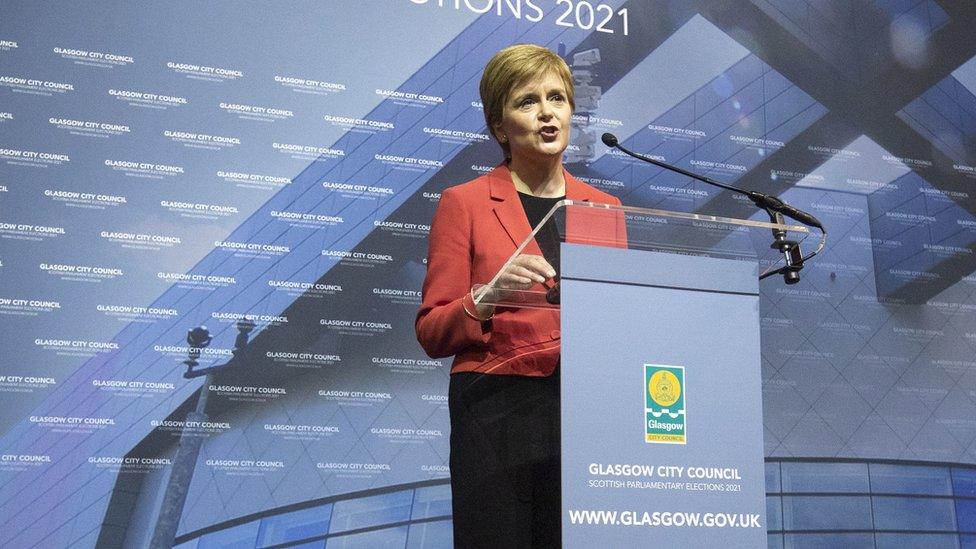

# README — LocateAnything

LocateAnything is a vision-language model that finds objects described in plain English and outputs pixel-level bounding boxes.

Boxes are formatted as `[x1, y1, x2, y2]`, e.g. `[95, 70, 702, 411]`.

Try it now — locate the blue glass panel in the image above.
[898, 66, 976, 163]
[954, 468, 976, 497]
[287, 542, 325, 549]
[962, 534, 976, 548]
[767, 496, 783, 531]
[257, 504, 332, 546]
[411, 485, 452, 520]
[781, 462, 869, 493]
[174, 539, 199, 549]
[197, 521, 260, 549]
[875, 533, 960, 549]
[406, 520, 454, 548]
[325, 526, 409, 548]
[873, 496, 956, 531]
[766, 462, 782, 493]
[782, 496, 872, 530]
[870, 463, 952, 495]
[783, 533, 874, 548]
[330, 491, 413, 534]
[958, 499, 976, 532]
[768, 534, 783, 549]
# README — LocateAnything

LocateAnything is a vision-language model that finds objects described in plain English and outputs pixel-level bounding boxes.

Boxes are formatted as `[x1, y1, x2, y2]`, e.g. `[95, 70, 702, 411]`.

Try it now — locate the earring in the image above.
[499, 134, 507, 143]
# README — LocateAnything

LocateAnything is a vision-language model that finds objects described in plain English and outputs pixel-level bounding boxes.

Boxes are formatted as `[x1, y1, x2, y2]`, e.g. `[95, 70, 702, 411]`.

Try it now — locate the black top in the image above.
[518, 192, 565, 277]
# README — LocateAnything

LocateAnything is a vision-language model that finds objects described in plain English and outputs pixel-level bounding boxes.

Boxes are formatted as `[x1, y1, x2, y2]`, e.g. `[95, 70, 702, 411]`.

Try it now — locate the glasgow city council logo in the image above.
[644, 364, 686, 444]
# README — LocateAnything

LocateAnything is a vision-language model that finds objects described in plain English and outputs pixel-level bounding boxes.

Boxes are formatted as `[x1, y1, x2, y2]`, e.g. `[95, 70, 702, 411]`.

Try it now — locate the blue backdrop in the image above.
[1, 1, 974, 547]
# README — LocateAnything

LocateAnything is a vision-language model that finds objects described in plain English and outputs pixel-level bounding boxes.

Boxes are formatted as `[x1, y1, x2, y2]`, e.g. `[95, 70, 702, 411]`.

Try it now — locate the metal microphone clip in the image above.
[768, 211, 803, 284]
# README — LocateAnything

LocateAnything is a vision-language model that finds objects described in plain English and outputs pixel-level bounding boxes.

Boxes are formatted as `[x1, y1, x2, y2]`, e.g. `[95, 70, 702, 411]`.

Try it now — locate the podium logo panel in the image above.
[644, 365, 686, 444]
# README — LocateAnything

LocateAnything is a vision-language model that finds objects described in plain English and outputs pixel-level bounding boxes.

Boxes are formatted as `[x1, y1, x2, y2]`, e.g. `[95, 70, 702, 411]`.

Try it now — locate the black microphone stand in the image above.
[601, 133, 826, 285]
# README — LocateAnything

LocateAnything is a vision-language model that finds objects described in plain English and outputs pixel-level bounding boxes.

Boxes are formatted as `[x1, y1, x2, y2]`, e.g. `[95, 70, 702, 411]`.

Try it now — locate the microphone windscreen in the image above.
[601, 133, 618, 147]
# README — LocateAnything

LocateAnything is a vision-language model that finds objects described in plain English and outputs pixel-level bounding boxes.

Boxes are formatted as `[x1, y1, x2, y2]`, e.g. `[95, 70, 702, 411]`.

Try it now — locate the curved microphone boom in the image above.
[601, 133, 822, 229]
[601, 133, 826, 284]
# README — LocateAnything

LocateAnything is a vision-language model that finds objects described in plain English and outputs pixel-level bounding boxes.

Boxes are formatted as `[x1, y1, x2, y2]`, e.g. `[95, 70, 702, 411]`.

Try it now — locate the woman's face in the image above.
[494, 71, 572, 162]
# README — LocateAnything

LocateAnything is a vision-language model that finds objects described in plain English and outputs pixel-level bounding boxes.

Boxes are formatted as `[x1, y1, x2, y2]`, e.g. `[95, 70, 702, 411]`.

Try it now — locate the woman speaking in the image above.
[416, 44, 622, 548]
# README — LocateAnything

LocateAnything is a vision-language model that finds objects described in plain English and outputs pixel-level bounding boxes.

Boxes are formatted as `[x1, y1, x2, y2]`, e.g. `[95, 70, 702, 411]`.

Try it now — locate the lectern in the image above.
[474, 201, 809, 547]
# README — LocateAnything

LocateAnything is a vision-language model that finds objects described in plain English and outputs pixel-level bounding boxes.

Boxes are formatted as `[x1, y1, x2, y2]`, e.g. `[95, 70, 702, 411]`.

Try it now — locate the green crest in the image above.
[644, 364, 686, 444]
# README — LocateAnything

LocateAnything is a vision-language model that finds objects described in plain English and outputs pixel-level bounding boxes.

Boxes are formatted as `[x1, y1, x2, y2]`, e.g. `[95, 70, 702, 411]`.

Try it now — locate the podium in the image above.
[474, 201, 810, 547]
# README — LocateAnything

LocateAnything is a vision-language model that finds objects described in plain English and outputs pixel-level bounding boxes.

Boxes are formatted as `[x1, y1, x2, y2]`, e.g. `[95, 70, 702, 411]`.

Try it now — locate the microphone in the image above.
[750, 194, 821, 230]
[602, 133, 824, 284]
[600, 133, 822, 229]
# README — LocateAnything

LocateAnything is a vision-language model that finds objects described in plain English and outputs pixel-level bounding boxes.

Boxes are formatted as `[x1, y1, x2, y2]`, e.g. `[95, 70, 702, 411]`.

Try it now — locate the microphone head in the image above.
[601, 133, 618, 147]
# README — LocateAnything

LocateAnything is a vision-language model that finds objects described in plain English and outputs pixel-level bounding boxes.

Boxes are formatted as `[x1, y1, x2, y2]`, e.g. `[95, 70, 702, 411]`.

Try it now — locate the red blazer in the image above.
[415, 163, 624, 376]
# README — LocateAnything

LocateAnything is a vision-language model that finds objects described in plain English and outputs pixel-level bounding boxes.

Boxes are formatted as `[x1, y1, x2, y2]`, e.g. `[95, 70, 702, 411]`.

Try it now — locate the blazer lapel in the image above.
[488, 164, 610, 252]
[488, 164, 542, 254]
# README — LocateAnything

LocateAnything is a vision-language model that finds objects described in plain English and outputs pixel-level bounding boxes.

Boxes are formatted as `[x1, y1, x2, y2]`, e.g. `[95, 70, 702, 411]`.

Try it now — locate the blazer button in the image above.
[550, 329, 560, 339]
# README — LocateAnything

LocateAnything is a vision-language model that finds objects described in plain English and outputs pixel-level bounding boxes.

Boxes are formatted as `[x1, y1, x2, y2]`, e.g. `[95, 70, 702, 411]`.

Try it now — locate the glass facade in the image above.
[174, 483, 452, 549]
[769, 460, 976, 548]
[177, 460, 976, 548]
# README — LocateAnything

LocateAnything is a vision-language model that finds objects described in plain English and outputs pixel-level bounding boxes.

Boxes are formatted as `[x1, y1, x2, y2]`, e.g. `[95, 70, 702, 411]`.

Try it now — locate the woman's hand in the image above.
[495, 254, 556, 290]
[471, 254, 555, 320]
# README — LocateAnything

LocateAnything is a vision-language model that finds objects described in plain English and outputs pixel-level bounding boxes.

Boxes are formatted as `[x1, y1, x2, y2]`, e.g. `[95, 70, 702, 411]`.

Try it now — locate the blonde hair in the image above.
[479, 44, 575, 156]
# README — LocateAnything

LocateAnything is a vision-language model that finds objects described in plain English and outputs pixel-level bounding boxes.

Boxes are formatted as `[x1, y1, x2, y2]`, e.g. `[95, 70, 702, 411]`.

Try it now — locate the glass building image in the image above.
[0, 1, 974, 548]
[171, 460, 976, 548]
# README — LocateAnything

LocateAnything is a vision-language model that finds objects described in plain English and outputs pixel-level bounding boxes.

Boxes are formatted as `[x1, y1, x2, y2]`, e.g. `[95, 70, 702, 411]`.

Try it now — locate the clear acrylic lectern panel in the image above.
[473, 200, 810, 309]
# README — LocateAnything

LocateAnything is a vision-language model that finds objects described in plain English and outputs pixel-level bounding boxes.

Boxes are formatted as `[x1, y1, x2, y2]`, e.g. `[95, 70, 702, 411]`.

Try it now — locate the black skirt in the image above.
[448, 369, 561, 548]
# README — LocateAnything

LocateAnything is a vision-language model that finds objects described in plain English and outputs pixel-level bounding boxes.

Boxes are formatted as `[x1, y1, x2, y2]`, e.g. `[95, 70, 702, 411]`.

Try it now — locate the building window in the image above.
[870, 463, 952, 495]
[195, 521, 259, 548]
[781, 495, 873, 530]
[769, 459, 976, 548]
[256, 504, 331, 546]
[781, 461, 869, 493]
[329, 491, 413, 534]
[176, 460, 976, 548]
[872, 496, 956, 531]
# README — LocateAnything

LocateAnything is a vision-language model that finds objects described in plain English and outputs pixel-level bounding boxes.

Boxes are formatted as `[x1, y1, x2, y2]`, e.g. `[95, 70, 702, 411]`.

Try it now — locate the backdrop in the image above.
[1, 1, 974, 547]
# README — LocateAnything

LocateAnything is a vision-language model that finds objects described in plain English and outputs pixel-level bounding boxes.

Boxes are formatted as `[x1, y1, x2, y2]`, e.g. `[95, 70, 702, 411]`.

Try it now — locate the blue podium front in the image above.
[560, 243, 767, 547]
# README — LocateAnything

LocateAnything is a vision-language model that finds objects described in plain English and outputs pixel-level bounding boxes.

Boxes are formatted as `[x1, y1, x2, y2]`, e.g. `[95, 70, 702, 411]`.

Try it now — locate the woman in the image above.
[416, 44, 622, 548]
